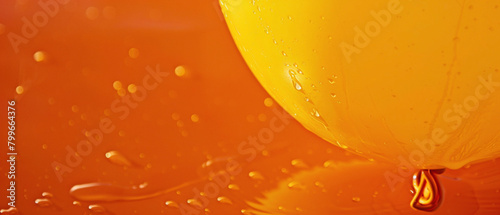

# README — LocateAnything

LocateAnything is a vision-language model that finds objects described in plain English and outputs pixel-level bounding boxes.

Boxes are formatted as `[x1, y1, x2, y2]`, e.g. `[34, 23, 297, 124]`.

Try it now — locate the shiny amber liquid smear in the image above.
[411, 169, 444, 212]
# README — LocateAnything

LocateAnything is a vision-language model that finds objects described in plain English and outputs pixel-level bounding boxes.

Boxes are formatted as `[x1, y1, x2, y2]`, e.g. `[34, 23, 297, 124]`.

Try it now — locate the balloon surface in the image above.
[220, 0, 500, 169]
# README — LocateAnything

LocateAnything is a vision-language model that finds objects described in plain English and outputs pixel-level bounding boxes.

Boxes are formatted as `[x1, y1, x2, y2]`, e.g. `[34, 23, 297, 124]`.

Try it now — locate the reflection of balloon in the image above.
[244, 158, 500, 215]
[220, 0, 500, 169]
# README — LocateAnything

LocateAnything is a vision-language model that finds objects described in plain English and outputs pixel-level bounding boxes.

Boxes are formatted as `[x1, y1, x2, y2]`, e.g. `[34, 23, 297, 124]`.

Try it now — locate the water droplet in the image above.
[328, 78, 336, 84]
[88, 204, 106, 213]
[311, 108, 321, 118]
[165, 201, 179, 208]
[217, 196, 233, 204]
[352, 197, 361, 202]
[314, 181, 325, 188]
[113, 81, 122, 90]
[41, 192, 53, 198]
[287, 181, 304, 190]
[0, 207, 18, 214]
[288, 70, 303, 92]
[175, 66, 187, 77]
[330, 93, 337, 98]
[191, 114, 200, 122]
[280, 168, 289, 174]
[293, 81, 302, 91]
[70, 182, 164, 202]
[282, 51, 287, 56]
[117, 88, 126, 97]
[72, 201, 81, 206]
[323, 160, 336, 168]
[241, 209, 255, 215]
[35, 198, 52, 207]
[15, 86, 24, 95]
[248, 171, 264, 180]
[128, 48, 139, 59]
[33, 51, 47, 62]
[264, 97, 274, 107]
[105, 150, 132, 167]
[187, 198, 203, 208]
[127, 84, 137, 93]
[228, 184, 240, 191]
[171, 113, 180, 120]
[291, 159, 308, 168]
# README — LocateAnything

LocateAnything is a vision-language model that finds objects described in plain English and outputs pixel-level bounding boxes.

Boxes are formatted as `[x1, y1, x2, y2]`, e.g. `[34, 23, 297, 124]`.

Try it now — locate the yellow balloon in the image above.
[221, 0, 500, 169]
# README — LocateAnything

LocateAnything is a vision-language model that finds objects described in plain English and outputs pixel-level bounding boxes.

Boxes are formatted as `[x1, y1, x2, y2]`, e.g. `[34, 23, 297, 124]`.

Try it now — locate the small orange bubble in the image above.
[113, 81, 122, 90]
[191, 114, 199, 122]
[127, 84, 137, 93]
[128, 48, 139, 59]
[33, 51, 47, 62]
[175, 66, 187, 77]
[117, 88, 126, 97]
[264, 97, 274, 107]
[16, 86, 24, 95]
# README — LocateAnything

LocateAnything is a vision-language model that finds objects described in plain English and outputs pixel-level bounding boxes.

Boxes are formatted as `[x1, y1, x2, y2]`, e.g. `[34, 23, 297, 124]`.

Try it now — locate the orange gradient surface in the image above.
[0, 1, 499, 214]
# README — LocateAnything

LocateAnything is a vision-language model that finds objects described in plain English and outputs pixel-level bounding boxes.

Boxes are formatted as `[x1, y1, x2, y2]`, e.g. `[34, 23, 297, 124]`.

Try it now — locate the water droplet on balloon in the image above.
[288, 70, 303, 92]
[352, 197, 361, 202]
[311, 108, 320, 118]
